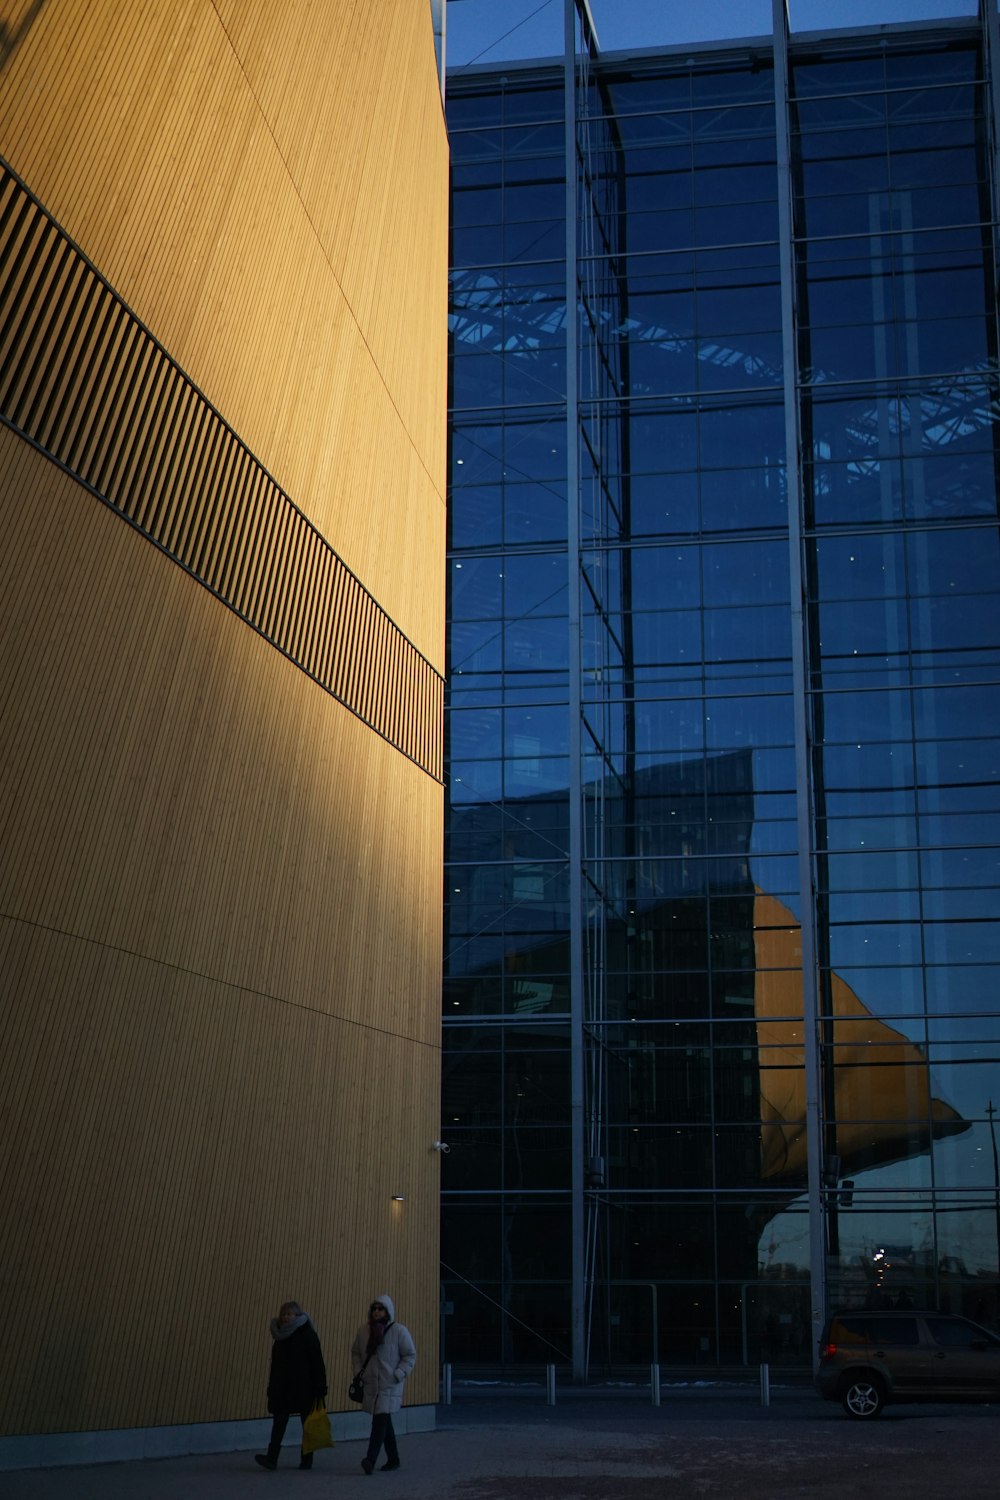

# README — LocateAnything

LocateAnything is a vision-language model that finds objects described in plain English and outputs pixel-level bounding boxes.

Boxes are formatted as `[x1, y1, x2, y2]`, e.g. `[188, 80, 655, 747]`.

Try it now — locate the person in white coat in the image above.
[351, 1293, 416, 1474]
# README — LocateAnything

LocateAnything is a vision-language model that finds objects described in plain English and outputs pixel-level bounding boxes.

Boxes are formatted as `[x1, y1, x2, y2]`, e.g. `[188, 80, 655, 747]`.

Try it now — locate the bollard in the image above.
[546, 1363, 556, 1405]
[650, 1363, 661, 1407]
[759, 1361, 770, 1407]
[442, 1363, 452, 1405]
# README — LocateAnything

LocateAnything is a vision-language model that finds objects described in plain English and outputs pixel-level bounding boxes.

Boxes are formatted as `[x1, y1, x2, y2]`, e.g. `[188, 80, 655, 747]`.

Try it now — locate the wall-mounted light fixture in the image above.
[391, 1194, 406, 1202]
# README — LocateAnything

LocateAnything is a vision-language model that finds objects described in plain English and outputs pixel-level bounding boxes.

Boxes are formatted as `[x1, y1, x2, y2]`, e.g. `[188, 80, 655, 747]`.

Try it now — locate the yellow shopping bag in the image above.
[302, 1401, 333, 1454]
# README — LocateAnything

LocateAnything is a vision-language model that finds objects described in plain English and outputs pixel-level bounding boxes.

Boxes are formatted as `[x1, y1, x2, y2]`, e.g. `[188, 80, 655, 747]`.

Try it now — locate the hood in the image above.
[372, 1292, 396, 1323]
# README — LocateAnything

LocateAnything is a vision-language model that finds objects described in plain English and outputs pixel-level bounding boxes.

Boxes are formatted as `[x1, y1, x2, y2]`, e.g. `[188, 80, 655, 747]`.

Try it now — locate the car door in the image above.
[862, 1315, 927, 1393]
[922, 1316, 1000, 1398]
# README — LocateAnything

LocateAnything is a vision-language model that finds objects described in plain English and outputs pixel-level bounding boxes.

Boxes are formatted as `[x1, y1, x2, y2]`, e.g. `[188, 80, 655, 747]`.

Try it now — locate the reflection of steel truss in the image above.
[836, 374, 999, 453]
[450, 272, 568, 349]
[453, 270, 999, 463]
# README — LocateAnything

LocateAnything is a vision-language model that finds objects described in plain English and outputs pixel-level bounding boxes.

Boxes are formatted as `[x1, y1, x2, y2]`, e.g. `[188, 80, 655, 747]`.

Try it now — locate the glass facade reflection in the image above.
[444, 11, 1000, 1373]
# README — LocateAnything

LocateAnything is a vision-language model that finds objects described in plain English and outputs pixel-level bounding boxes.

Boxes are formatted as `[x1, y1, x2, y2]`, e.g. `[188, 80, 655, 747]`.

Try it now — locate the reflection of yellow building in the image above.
[753, 892, 968, 1183]
[0, 0, 446, 1455]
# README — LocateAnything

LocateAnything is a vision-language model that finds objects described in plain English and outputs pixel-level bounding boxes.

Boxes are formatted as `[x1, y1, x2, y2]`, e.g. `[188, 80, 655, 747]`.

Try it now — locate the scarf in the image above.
[271, 1313, 311, 1341]
[366, 1317, 390, 1358]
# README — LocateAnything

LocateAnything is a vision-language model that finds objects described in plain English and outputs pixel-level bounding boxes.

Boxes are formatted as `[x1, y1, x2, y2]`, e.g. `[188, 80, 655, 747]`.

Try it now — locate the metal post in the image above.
[760, 1362, 771, 1408]
[988, 1101, 1000, 1276]
[564, 0, 586, 1388]
[981, 0, 1000, 240]
[439, 1284, 447, 1373]
[650, 1364, 661, 1407]
[771, 0, 827, 1370]
[546, 1363, 557, 1405]
[442, 1363, 452, 1405]
[430, 0, 445, 98]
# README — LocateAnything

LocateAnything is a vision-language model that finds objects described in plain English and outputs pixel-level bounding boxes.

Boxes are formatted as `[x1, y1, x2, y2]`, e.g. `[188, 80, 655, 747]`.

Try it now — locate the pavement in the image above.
[2, 1386, 1000, 1500]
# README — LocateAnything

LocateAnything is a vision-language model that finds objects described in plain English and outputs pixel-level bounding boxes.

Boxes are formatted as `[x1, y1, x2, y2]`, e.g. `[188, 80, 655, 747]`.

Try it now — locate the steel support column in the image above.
[564, 0, 586, 1385]
[981, 1, 1000, 248]
[771, 0, 828, 1367]
[564, 0, 601, 1386]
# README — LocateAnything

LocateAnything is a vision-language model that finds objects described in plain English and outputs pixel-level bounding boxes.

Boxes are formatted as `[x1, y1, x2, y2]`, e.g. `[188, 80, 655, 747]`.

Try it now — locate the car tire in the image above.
[841, 1374, 885, 1419]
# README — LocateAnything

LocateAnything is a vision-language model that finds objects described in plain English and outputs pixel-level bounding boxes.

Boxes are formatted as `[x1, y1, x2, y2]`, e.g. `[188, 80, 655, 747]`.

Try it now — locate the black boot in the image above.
[382, 1424, 400, 1470]
[255, 1453, 278, 1470]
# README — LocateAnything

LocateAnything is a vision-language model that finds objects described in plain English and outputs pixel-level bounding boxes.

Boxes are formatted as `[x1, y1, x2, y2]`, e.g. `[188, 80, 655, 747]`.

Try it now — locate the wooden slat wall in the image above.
[0, 0, 448, 665]
[0, 0, 446, 1439]
[0, 160, 444, 777]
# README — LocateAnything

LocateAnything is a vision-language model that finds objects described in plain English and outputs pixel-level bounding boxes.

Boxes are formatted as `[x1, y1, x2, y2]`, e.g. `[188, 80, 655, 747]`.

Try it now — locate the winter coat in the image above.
[267, 1317, 328, 1415]
[350, 1293, 416, 1416]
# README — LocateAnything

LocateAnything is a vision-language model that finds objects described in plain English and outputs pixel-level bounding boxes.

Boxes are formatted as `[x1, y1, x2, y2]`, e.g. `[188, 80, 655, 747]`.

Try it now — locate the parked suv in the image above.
[816, 1310, 1000, 1418]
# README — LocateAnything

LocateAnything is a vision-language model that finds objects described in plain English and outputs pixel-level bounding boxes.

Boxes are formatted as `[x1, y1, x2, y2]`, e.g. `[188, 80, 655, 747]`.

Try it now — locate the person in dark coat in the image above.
[255, 1300, 328, 1471]
[351, 1292, 416, 1474]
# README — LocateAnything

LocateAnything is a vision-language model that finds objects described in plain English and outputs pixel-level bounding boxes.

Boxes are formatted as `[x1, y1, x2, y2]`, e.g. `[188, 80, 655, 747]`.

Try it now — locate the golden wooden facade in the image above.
[0, 0, 446, 1440]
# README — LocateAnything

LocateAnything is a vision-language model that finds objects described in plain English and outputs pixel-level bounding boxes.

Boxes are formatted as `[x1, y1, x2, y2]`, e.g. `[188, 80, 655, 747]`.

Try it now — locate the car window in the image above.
[830, 1318, 868, 1344]
[865, 1317, 919, 1346]
[925, 1317, 999, 1348]
[830, 1316, 919, 1346]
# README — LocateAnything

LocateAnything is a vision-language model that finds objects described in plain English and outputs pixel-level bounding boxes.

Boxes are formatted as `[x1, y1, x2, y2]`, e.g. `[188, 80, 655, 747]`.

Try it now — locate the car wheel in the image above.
[841, 1374, 885, 1419]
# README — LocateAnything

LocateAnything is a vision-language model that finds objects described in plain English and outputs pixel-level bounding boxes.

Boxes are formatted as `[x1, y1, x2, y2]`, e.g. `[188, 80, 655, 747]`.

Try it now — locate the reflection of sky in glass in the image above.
[446, 1, 977, 69]
[765, 1135, 1000, 1276]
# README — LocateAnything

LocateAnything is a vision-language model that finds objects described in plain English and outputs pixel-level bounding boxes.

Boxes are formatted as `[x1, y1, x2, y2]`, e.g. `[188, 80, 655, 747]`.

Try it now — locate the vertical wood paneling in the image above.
[0, 0, 446, 1442]
[0, 435, 444, 1433]
[0, 0, 447, 663]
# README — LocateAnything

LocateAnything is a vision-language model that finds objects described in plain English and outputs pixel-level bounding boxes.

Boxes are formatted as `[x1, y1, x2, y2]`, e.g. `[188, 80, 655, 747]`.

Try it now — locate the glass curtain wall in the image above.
[794, 34, 1000, 1324]
[446, 72, 574, 1365]
[444, 17, 1000, 1373]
